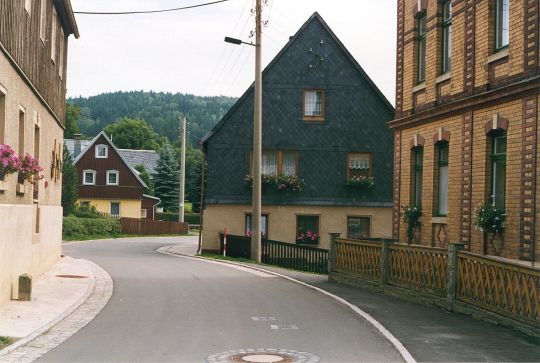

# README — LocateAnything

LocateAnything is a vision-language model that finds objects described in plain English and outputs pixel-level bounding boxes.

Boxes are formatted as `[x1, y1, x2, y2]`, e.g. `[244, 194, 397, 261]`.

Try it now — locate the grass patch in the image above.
[63, 233, 189, 242]
[200, 253, 256, 264]
[0, 336, 14, 349]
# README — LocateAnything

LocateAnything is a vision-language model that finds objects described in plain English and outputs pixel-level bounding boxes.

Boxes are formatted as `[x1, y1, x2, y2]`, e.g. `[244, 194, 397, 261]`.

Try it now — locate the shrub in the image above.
[155, 212, 200, 224]
[474, 203, 505, 235]
[70, 203, 103, 219]
[63, 217, 121, 238]
[402, 205, 422, 242]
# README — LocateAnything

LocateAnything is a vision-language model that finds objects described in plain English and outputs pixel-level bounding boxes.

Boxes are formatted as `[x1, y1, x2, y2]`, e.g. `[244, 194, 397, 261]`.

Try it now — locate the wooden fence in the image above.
[218, 234, 328, 273]
[330, 238, 539, 334]
[120, 217, 188, 235]
[457, 252, 539, 327]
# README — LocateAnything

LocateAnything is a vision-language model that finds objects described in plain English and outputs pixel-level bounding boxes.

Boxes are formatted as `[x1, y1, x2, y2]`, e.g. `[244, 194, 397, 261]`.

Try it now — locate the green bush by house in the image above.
[63, 217, 121, 239]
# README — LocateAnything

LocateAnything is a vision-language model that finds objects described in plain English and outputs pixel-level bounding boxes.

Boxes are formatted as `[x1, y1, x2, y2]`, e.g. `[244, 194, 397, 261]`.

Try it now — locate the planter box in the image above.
[0, 180, 8, 191]
[16, 183, 28, 194]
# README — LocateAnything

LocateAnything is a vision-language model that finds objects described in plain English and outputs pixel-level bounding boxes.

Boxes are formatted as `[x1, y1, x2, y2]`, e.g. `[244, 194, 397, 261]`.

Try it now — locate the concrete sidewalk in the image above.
[164, 246, 540, 362]
[0, 256, 112, 362]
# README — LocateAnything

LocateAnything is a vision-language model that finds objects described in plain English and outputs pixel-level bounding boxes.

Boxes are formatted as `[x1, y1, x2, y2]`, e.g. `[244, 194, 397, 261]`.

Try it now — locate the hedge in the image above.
[63, 217, 121, 238]
[156, 212, 200, 224]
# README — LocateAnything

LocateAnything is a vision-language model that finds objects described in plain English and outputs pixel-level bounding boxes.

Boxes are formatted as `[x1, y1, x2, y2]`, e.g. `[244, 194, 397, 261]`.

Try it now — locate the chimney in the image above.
[74, 134, 82, 158]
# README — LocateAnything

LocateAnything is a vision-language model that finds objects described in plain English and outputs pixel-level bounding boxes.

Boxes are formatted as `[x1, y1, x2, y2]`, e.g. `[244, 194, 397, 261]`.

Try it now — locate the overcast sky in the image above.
[67, 0, 397, 104]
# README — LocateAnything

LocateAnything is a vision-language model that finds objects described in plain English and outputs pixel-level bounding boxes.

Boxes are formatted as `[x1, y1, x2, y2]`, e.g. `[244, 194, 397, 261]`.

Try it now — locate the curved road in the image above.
[38, 237, 402, 362]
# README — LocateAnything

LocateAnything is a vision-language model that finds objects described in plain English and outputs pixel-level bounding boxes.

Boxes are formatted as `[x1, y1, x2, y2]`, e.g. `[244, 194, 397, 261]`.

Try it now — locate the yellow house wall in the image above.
[79, 199, 142, 219]
[202, 204, 393, 251]
[0, 51, 63, 308]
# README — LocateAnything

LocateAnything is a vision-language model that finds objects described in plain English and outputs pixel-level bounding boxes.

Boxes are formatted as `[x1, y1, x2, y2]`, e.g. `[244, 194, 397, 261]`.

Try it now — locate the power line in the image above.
[74, 0, 233, 15]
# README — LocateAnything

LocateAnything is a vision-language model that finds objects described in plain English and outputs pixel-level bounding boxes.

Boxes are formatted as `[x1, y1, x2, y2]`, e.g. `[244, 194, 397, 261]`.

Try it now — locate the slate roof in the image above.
[64, 139, 159, 176]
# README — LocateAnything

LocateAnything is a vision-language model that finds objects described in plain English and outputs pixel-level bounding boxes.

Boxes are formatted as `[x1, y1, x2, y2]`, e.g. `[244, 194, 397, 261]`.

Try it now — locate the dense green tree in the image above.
[172, 142, 203, 212]
[104, 117, 164, 150]
[134, 164, 154, 196]
[69, 91, 236, 142]
[61, 144, 78, 216]
[154, 144, 180, 212]
[64, 103, 81, 138]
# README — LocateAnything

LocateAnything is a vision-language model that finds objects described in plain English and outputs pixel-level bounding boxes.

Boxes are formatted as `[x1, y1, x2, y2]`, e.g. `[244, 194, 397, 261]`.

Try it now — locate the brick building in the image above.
[389, 0, 539, 262]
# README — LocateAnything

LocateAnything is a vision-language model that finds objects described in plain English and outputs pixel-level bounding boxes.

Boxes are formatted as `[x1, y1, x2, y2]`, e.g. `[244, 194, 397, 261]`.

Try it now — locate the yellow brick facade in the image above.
[391, 0, 539, 262]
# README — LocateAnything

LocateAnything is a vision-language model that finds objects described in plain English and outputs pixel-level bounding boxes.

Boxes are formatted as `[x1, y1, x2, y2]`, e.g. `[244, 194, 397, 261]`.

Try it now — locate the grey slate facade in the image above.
[203, 13, 394, 208]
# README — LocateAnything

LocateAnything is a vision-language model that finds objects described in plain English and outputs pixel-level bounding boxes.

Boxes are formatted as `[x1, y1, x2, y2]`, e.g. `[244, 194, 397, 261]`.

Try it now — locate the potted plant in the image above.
[296, 229, 319, 245]
[17, 154, 44, 194]
[346, 175, 375, 191]
[474, 203, 505, 256]
[0, 144, 20, 191]
[402, 204, 422, 244]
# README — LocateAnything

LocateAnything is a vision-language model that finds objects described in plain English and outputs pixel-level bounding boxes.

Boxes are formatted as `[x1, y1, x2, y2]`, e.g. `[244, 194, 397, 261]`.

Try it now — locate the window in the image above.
[436, 142, 449, 216]
[50, 7, 57, 63]
[58, 28, 64, 78]
[347, 153, 371, 178]
[441, 1, 452, 73]
[303, 90, 324, 120]
[495, 0, 509, 50]
[110, 202, 120, 216]
[412, 147, 423, 206]
[0, 88, 5, 143]
[245, 213, 269, 238]
[347, 217, 370, 239]
[490, 130, 506, 211]
[19, 108, 25, 155]
[259, 150, 298, 176]
[24, 0, 31, 15]
[106, 170, 119, 186]
[95, 144, 108, 158]
[83, 170, 96, 185]
[141, 209, 148, 219]
[39, 0, 46, 42]
[417, 13, 427, 83]
[296, 215, 319, 245]
[81, 201, 90, 206]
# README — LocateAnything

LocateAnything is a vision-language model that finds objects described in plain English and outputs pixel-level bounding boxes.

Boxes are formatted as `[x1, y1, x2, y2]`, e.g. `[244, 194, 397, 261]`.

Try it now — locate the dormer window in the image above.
[95, 144, 108, 158]
[83, 170, 96, 185]
[303, 90, 325, 121]
[106, 170, 119, 186]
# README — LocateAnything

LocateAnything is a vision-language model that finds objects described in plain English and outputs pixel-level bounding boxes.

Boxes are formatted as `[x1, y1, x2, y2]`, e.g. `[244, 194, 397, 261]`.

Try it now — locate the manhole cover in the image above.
[206, 349, 320, 363]
[56, 275, 88, 279]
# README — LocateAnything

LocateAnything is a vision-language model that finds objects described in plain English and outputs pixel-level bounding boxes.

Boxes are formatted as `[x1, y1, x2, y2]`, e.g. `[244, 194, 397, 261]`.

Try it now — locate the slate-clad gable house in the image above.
[0, 0, 78, 307]
[201, 13, 394, 251]
[72, 132, 160, 219]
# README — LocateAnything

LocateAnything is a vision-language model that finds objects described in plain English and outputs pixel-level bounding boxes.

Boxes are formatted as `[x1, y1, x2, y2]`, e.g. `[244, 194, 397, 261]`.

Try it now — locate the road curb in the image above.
[157, 246, 416, 363]
[0, 259, 113, 362]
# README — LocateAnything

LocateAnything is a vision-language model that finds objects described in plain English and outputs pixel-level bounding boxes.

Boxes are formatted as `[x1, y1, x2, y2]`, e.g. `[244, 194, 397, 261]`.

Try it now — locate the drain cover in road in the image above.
[206, 349, 320, 363]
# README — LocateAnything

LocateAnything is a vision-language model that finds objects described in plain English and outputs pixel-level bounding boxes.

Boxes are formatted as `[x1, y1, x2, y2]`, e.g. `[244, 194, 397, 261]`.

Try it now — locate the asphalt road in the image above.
[37, 237, 403, 363]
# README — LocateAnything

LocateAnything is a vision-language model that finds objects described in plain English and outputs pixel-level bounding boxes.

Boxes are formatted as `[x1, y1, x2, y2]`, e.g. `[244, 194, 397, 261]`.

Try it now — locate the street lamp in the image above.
[224, 0, 262, 262]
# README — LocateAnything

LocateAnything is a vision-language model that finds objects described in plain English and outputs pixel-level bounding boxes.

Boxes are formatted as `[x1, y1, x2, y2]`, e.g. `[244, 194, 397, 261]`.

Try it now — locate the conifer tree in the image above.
[154, 144, 179, 212]
[61, 144, 78, 216]
[134, 164, 154, 196]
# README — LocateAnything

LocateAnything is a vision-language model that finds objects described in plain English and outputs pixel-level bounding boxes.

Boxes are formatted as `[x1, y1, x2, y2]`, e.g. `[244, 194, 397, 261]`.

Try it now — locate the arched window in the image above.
[435, 141, 449, 216]
[490, 130, 506, 211]
[411, 146, 424, 206]
[440, 0, 452, 73]
[417, 13, 427, 83]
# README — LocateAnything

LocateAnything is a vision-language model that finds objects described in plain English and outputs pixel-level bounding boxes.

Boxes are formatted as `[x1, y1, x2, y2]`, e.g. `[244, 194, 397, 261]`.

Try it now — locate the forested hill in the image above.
[68, 91, 237, 142]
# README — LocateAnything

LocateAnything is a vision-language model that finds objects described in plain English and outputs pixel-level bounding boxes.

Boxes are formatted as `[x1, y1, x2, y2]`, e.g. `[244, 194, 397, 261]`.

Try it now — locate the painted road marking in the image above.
[270, 325, 298, 330]
[251, 317, 277, 321]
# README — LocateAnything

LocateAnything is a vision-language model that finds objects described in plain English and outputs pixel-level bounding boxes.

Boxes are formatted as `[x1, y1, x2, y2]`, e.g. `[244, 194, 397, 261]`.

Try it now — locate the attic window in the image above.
[83, 170, 96, 185]
[303, 90, 325, 121]
[348, 153, 371, 178]
[106, 170, 119, 186]
[95, 144, 108, 158]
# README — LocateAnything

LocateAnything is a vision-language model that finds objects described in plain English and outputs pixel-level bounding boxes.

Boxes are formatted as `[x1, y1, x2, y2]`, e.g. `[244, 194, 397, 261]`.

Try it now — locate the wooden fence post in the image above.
[379, 239, 394, 288]
[328, 233, 341, 273]
[447, 243, 466, 306]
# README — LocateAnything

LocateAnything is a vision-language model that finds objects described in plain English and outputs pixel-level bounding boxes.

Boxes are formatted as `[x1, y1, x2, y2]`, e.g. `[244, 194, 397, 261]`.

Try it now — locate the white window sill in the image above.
[431, 217, 447, 224]
[412, 82, 426, 93]
[436, 72, 451, 84]
[0, 180, 8, 191]
[487, 47, 509, 64]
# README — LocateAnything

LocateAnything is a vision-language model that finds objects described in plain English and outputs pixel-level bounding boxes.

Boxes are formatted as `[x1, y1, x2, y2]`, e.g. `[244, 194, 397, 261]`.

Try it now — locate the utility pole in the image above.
[179, 116, 186, 223]
[251, 0, 262, 262]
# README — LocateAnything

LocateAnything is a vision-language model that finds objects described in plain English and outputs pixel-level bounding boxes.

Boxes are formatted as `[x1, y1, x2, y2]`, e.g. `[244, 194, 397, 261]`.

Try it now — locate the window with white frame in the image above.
[39, 0, 46, 42]
[83, 170, 96, 185]
[95, 144, 108, 158]
[303, 90, 324, 120]
[106, 170, 119, 186]
[50, 7, 57, 62]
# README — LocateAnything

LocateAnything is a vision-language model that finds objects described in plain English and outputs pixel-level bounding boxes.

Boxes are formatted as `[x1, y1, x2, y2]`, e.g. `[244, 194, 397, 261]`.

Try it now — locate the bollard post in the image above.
[18, 274, 32, 301]
[379, 239, 394, 288]
[328, 233, 341, 274]
[223, 227, 227, 257]
[447, 243, 466, 306]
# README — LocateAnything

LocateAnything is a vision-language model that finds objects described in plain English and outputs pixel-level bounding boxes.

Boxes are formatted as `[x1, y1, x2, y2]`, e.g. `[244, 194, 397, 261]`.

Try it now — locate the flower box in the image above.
[346, 176, 375, 191]
[16, 183, 27, 194]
